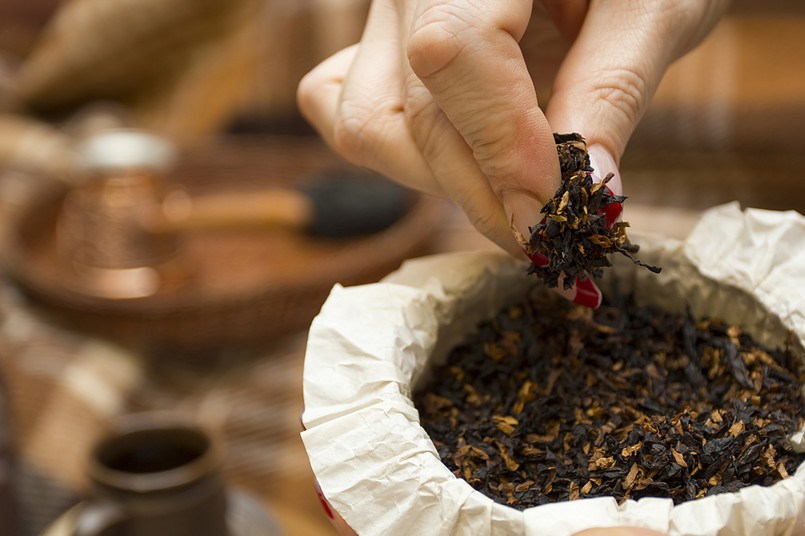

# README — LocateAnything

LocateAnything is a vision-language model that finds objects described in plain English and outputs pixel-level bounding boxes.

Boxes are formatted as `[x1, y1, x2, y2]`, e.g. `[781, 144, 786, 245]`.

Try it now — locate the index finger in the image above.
[406, 0, 560, 236]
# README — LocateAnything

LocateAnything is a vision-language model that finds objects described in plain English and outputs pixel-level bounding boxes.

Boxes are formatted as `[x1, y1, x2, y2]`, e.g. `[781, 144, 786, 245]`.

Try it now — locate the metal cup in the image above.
[73, 412, 228, 536]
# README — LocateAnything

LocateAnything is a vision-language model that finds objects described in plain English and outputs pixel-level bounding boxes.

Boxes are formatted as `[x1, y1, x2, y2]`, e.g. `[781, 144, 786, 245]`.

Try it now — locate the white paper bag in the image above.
[302, 203, 805, 536]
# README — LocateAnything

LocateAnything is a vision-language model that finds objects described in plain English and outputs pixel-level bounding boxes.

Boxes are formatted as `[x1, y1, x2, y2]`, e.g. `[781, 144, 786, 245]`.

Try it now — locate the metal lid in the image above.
[76, 129, 177, 173]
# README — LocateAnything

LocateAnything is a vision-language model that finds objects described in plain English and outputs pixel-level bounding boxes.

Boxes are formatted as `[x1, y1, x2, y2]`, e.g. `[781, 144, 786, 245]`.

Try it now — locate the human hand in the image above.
[298, 0, 727, 305]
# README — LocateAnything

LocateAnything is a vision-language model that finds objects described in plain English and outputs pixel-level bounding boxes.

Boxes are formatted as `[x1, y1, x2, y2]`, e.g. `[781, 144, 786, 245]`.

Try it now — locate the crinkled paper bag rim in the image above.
[302, 202, 805, 536]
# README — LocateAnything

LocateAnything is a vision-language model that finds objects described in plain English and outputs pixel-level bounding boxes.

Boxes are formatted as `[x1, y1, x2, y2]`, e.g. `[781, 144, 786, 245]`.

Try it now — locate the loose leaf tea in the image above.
[414, 289, 805, 508]
[518, 133, 660, 290]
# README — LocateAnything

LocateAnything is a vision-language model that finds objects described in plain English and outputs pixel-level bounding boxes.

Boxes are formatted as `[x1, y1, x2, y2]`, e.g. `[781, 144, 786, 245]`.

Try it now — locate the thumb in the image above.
[546, 1, 728, 167]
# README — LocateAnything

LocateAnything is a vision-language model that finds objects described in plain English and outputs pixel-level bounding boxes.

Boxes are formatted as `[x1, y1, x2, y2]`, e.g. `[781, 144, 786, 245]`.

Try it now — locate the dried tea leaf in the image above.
[513, 380, 536, 415]
[624, 463, 640, 490]
[496, 441, 520, 472]
[622, 442, 643, 459]
[589, 456, 616, 471]
[671, 449, 688, 468]
[568, 481, 580, 501]
[494, 415, 519, 436]
[778, 462, 790, 479]
[526, 434, 555, 443]
[728, 421, 745, 437]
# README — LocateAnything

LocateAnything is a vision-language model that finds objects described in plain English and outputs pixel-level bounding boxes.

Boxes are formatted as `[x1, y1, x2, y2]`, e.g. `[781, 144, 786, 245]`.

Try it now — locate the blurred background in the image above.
[0, 1, 803, 535]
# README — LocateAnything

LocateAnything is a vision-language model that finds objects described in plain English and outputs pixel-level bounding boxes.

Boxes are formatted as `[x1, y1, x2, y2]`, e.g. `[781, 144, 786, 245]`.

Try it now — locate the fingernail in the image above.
[587, 144, 619, 188]
[527, 251, 549, 267]
[600, 184, 623, 227]
[502, 190, 543, 247]
[587, 144, 623, 228]
[315, 481, 335, 519]
[573, 276, 602, 309]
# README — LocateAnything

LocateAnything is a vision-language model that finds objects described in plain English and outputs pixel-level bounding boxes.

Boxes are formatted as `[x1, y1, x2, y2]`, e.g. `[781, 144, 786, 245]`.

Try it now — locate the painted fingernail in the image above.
[573, 276, 602, 309]
[315, 481, 334, 519]
[526, 250, 549, 267]
[600, 185, 623, 227]
[587, 144, 623, 228]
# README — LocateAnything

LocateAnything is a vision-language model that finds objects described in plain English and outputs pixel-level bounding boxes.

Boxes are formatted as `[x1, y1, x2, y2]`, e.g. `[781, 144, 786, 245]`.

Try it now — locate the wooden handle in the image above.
[155, 188, 313, 232]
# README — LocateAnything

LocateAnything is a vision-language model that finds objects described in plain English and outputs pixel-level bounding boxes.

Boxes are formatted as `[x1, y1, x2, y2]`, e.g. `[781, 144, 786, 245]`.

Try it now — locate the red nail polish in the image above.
[573, 277, 601, 309]
[316, 482, 335, 519]
[527, 251, 549, 267]
[598, 185, 622, 228]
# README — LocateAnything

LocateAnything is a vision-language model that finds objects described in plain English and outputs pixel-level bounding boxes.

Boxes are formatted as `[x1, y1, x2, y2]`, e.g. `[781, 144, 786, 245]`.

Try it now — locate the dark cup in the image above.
[73, 412, 228, 536]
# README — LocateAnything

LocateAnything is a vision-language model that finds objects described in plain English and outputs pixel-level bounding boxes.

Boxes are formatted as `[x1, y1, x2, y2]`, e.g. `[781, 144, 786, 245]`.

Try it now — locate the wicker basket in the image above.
[0, 135, 443, 350]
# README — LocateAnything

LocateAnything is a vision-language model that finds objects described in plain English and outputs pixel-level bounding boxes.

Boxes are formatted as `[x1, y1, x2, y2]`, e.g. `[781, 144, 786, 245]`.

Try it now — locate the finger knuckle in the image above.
[404, 94, 442, 153]
[407, 5, 472, 78]
[332, 112, 372, 166]
[470, 132, 519, 181]
[296, 70, 323, 119]
[332, 100, 391, 166]
[589, 67, 649, 129]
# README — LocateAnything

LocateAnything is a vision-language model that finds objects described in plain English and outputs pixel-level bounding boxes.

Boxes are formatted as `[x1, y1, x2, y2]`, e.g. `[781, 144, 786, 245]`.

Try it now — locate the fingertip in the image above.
[587, 143, 622, 195]
[573, 276, 602, 309]
[526, 250, 549, 267]
[523, 252, 601, 308]
[588, 143, 624, 228]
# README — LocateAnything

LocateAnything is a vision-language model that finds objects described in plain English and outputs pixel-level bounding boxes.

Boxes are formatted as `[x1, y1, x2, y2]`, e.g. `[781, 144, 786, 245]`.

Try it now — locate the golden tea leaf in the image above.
[624, 463, 640, 490]
[728, 325, 742, 348]
[462, 384, 483, 407]
[513, 380, 536, 415]
[588, 235, 613, 247]
[557, 190, 570, 214]
[621, 442, 643, 459]
[484, 342, 506, 362]
[728, 421, 746, 437]
[493, 415, 519, 436]
[510, 215, 530, 252]
[589, 456, 615, 471]
[671, 448, 688, 468]
[762, 445, 777, 470]
[568, 481, 580, 501]
[778, 462, 790, 479]
[496, 441, 520, 471]
[522, 446, 546, 456]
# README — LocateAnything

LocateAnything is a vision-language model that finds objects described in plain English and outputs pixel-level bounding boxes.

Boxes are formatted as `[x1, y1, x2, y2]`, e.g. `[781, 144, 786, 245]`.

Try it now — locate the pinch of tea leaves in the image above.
[526, 133, 660, 290]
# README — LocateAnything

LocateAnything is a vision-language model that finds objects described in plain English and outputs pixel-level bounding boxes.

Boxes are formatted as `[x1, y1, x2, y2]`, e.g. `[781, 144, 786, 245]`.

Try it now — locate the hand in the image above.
[298, 0, 727, 303]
